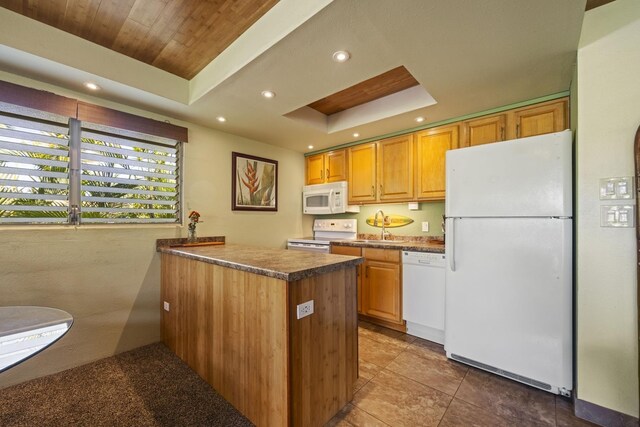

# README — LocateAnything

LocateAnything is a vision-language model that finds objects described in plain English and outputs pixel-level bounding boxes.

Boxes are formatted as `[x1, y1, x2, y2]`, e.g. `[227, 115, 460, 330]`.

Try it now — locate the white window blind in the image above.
[80, 129, 180, 224]
[0, 112, 70, 224]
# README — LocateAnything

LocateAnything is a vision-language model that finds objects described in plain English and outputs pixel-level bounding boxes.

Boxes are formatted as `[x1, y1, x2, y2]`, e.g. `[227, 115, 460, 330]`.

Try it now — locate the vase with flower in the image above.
[187, 211, 202, 243]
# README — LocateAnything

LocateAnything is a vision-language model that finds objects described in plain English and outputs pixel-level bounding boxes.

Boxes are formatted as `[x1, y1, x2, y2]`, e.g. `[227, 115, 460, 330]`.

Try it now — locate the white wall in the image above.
[0, 73, 311, 388]
[576, 0, 639, 417]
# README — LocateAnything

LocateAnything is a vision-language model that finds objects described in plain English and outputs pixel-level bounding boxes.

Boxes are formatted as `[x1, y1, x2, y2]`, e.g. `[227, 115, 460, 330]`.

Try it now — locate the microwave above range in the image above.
[302, 181, 360, 215]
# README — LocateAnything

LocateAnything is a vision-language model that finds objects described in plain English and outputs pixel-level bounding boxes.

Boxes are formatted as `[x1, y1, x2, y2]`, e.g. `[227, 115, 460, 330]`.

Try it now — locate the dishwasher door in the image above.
[402, 251, 446, 344]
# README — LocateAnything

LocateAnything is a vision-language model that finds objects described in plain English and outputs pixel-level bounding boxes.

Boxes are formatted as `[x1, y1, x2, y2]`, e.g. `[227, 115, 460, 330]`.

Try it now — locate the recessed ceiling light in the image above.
[415, 116, 425, 123]
[84, 82, 100, 91]
[308, 145, 314, 149]
[216, 116, 226, 123]
[261, 90, 275, 99]
[353, 133, 360, 138]
[332, 50, 351, 63]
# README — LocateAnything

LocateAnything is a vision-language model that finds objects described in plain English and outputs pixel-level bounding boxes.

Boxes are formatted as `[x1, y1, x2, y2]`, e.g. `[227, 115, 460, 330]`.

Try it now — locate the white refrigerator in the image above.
[444, 130, 573, 396]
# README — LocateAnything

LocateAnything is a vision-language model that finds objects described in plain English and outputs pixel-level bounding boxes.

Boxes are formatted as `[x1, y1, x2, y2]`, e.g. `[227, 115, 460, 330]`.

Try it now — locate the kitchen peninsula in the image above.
[158, 240, 362, 427]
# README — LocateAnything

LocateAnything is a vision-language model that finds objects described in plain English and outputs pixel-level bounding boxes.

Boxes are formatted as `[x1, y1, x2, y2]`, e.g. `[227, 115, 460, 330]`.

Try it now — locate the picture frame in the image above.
[232, 152, 278, 212]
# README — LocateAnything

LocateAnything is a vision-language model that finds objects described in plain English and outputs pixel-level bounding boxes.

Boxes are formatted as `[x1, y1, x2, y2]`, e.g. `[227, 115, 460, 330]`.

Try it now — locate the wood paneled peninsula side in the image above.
[157, 241, 363, 427]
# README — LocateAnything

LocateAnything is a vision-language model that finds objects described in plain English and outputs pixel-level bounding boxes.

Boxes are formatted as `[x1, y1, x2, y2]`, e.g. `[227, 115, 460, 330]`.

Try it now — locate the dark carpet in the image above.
[0, 343, 254, 426]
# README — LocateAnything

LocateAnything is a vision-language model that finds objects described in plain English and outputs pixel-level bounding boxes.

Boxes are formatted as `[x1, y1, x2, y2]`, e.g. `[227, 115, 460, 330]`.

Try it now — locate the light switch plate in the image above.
[422, 221, 429, 232]
[600, 177, 634, 200]
[600, 205, 635, 227]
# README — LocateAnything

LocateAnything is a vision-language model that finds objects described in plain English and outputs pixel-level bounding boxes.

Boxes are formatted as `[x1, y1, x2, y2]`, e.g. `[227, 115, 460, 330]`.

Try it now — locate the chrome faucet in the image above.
[374, 209, 389, 240]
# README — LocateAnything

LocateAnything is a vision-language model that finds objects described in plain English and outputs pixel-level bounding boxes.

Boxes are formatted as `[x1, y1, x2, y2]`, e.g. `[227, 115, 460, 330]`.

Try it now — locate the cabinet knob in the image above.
[326, 168, 329, 180]
[371, 185, 374, 197]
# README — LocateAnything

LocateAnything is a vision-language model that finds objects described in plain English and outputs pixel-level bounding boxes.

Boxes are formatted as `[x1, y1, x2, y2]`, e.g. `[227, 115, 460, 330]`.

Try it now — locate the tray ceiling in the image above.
[0, 0, 278, 79]
[0, 1, 589, 152]
[307, 66, 420, 116]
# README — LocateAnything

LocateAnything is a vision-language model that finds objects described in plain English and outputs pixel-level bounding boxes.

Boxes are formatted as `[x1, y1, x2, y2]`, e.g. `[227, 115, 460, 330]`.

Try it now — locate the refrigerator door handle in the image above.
[449, 218, 455, 271]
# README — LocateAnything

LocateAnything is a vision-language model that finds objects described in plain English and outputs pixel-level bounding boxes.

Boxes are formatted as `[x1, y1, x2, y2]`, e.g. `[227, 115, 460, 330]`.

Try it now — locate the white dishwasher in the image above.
[402, 251, 446, 344]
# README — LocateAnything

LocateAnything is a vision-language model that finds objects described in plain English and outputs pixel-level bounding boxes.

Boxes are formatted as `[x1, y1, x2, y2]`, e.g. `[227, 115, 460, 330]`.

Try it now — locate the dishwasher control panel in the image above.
[402, 251, 445, 267]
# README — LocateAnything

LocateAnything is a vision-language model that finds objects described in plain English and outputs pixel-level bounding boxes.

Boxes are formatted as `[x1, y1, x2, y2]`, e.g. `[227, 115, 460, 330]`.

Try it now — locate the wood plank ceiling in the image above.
[0, 0, 279, 80]
[307, 66, 420, 116]
[585, 0, 617, 11]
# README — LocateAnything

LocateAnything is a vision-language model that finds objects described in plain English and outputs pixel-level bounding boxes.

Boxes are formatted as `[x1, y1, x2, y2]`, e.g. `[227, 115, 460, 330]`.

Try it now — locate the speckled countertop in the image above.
[159, 244, 363, 282]
[331, 237, 445, 254]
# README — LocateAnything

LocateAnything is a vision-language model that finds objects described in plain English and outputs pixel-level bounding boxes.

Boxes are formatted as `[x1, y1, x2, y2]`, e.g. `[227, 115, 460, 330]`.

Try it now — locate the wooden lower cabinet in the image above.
[361, 248, 404, 331]
[161, 253, 357, 427]
[331, 245, 363, 314]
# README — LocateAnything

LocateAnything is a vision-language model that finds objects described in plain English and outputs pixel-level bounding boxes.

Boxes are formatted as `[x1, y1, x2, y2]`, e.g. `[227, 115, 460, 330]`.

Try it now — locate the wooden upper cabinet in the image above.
[462, 114, 506, 147]
[511, 98, 568, 139]
[348, 143, 377, 203]
[305, 153, 325, 185]
[305, 149, 347, 185]
[415, 124, 459, 201]
[377, 134, 414, 201]
[325, 150, 347, 182]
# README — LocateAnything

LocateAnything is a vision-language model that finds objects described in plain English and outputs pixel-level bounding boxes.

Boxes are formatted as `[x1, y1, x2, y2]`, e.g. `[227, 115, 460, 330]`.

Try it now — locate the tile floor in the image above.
[327, 321, 597, 427]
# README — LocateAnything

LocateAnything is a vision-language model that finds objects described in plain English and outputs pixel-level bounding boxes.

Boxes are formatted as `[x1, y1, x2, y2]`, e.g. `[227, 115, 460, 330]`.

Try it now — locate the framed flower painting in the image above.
[231, 152, 278, 211]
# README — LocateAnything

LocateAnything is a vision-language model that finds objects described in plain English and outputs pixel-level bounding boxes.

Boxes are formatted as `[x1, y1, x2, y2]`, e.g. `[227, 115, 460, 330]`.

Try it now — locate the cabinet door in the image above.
[348, 143, 377, 203]
[326, 150, 347, 183]
[305, 154, 325, 185]
[331, 245, 362, 314]
[363, 259, 401, 323]
[462, 114, 506, 147]
[378, 134, 414, 201]
[513, 99, 567, 139]
[415, 124, 459, 200]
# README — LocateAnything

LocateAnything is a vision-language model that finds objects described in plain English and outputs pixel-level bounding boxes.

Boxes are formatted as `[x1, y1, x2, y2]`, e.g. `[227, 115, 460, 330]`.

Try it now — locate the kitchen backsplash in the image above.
[315, 201, 445, 237]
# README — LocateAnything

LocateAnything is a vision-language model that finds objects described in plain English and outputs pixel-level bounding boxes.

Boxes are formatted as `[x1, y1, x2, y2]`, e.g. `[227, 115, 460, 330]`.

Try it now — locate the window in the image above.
[0, 80, 187, 225]
[80, 128, 180, 224]
[0, 112, 70, 224]
[0, 113, 181, 225]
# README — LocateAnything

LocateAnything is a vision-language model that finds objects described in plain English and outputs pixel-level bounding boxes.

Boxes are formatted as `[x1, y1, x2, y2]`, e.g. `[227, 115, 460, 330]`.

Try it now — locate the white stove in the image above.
[287, 219, 357, 253]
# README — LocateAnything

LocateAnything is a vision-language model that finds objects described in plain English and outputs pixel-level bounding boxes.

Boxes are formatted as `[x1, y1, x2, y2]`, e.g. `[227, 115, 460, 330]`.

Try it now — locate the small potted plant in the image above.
[187, 211, 202, 243]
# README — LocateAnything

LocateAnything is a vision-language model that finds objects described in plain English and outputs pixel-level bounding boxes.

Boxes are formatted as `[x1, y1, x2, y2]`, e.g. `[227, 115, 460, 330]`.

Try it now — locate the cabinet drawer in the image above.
[363, 248, 400, 263]
[331, 245, 362, 256]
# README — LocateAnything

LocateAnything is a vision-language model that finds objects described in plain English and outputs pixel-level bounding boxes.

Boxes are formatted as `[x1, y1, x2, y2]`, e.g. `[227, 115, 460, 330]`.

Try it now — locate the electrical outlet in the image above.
[163, 301, 170, 312]
[422, 221, 429, 232]
[296, 300, 314, 319]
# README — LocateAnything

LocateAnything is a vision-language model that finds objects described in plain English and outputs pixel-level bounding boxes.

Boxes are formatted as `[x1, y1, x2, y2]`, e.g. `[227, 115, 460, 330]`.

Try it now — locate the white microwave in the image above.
[302, 181, 360, 215]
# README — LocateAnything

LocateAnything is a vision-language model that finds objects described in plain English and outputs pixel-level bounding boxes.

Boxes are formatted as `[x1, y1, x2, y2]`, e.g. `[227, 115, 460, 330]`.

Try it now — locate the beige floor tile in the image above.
[359, 359, 384, 380]
[455, 368, 556, 427]
[386, 349, 467, 396]
[325, 403, 390, 427]
[353, 376, 369, 395]
[439, 398, 515, 427]
[352, 369, 451, 427]
[354, 358, 384, 394]
[358, 336, 407, 368]
[406, 337, 447, 357]
[359, 322, 416, 347]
